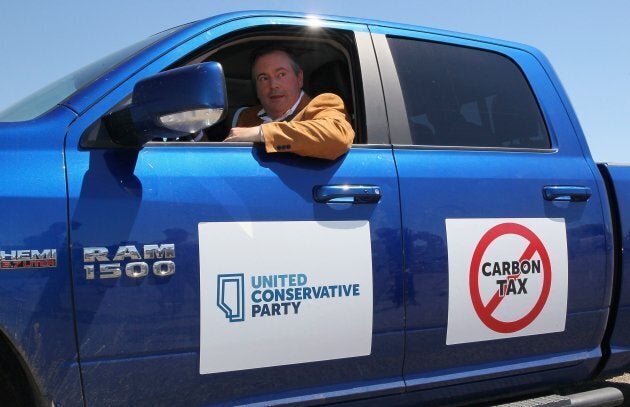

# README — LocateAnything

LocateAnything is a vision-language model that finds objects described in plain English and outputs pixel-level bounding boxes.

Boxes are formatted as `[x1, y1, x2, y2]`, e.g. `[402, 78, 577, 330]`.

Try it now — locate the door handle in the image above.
[543, 186, 592, 202]
[313, 185, 382, 204]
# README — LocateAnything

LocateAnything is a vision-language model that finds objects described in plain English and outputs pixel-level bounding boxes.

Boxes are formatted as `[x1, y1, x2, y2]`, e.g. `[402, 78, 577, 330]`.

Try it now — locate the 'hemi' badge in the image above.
[0, 249, 57, 269]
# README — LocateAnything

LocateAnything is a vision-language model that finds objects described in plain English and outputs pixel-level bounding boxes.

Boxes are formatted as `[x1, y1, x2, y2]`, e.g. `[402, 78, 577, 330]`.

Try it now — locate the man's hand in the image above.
[224, 126, 263, 143]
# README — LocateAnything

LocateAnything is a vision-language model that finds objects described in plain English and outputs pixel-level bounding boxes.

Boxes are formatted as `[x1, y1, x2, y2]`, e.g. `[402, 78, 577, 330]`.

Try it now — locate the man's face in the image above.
[253, 50, 304, 120]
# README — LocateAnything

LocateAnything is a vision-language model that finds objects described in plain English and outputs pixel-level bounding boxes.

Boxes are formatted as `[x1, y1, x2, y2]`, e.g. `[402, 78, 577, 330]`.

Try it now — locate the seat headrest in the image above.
[308, 60, 352, 114]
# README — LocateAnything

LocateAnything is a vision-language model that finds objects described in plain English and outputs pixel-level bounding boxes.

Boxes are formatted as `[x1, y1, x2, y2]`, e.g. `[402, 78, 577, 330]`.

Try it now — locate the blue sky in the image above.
[1, 0, 628, 163]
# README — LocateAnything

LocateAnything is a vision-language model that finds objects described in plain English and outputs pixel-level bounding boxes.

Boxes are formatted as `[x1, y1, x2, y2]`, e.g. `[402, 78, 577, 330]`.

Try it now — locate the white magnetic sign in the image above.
[199, 221, 374, 374]
[446, 218, 568, 345]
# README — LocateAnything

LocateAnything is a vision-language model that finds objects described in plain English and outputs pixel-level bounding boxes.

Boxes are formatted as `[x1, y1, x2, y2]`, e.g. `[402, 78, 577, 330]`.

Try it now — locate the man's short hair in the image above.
[250, 45, 302, 77]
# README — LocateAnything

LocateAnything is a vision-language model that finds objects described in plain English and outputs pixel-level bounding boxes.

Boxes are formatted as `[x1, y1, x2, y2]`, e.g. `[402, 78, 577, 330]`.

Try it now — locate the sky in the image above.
[0, 0, 628, 163]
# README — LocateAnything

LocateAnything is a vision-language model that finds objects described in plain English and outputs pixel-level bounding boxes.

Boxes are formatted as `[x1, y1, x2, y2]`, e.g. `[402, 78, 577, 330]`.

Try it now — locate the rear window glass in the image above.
[387, 36, 550, 149]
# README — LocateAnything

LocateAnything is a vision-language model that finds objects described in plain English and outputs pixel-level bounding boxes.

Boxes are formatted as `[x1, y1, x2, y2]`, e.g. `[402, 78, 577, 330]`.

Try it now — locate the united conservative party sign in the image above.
[198, 221, 373, 374]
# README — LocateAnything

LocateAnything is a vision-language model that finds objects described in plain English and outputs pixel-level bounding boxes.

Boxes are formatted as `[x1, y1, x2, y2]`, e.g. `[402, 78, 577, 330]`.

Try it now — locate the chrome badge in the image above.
[83, 244, 176, 280]
[0, 249, 57, 269]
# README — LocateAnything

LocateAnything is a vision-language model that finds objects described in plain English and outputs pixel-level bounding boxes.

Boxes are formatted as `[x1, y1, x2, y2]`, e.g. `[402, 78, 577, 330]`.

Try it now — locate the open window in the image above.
[181, 26, 361, 143]
[80, 25, 363, 149]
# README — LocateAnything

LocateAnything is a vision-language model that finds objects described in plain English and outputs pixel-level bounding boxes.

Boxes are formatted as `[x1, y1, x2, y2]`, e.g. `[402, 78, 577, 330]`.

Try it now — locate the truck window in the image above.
[81, 28, 362, 149]
[190, 31, 359, 143]
[0, 25, 189, 123]
[387, 36, 550, 149]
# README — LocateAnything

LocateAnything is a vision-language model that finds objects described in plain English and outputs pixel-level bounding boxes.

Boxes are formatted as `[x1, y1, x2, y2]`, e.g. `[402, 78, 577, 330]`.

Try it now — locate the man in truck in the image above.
[223, 46, 355, 160]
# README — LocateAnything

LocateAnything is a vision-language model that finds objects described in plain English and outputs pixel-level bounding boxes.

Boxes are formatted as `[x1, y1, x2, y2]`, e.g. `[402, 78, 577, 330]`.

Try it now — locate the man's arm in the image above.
[263, 93, 354, 160]
[225, 93, 354, 160]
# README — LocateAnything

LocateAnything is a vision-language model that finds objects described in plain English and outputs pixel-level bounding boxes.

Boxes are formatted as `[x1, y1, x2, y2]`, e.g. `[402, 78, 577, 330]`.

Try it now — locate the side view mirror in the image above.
[104, 62, 227, 147]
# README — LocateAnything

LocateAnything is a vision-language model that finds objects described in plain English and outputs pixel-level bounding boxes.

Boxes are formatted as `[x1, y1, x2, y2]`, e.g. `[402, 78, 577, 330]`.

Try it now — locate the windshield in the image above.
[0, 25, 188, 122]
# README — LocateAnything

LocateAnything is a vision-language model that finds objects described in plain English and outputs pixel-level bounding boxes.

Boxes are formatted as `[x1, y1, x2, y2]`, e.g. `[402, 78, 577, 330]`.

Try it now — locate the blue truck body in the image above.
[0, 10, 629, 406]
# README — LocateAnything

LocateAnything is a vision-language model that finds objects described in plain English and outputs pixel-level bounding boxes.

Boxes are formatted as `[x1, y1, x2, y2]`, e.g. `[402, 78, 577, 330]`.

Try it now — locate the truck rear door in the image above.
[64, 17, 405, 406]
[371, 26, 613, 401]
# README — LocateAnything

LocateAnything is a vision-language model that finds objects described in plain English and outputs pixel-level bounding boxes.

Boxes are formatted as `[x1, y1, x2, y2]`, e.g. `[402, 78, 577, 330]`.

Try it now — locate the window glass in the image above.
[387, 36, 550, 148]
[0, 24, 190, 122]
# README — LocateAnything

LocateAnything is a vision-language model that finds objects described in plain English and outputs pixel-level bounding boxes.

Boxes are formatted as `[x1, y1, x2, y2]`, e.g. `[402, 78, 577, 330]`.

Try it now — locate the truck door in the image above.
[371, 28, 612, 400]
[64, 17, 405, 406]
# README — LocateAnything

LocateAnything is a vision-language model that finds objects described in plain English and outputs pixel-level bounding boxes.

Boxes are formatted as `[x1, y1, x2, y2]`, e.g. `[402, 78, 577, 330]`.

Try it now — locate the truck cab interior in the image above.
[182, 26, 360, 142]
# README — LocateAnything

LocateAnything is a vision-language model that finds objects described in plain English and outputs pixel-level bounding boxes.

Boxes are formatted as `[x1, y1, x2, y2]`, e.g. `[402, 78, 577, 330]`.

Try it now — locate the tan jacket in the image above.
[236, 93, 354, 160]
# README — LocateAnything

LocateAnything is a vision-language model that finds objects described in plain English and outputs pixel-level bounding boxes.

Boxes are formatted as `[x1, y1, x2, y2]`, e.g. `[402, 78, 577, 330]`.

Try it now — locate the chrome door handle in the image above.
[313, 185, 382, 204]
[543, 186, 591, 202]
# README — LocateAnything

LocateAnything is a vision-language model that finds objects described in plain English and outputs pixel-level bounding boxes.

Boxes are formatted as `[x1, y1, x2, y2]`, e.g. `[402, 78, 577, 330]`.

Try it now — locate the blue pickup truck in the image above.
[1, 10, 630, 407]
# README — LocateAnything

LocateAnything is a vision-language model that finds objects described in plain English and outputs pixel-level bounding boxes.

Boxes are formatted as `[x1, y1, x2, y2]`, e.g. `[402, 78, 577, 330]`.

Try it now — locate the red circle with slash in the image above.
[469, 222, 552, 333]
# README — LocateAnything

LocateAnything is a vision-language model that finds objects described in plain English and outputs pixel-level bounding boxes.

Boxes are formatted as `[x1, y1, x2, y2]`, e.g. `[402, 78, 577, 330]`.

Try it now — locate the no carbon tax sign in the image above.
[446, 218, 568, 345]
[469, 223, 551, 333]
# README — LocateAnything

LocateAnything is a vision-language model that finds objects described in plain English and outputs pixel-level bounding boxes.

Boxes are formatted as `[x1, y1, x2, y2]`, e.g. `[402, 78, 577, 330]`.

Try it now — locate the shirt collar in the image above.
[257, 91, 305, 123]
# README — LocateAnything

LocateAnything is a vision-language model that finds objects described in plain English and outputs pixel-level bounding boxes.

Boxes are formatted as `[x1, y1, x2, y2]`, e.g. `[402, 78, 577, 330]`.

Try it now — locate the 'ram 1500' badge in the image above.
[83, 244, 175, 280]
[0, 249, 57, 269]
